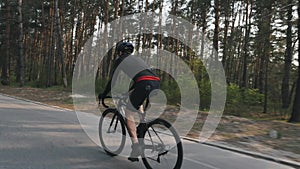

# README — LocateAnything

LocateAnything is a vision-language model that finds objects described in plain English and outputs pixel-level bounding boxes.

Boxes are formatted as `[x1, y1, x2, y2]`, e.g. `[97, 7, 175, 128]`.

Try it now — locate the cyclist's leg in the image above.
[126, 109, 142, 161]
[126, 81, 153, 160]
[126, 80, 160, 134]
[126, 81, 151, 142]
[125, 109, 138, 144]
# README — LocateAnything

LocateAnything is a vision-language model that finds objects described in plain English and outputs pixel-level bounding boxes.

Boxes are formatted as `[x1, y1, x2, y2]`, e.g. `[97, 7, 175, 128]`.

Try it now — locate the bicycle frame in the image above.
[112, 96, 149, 139]
[110, 96, 167, 152]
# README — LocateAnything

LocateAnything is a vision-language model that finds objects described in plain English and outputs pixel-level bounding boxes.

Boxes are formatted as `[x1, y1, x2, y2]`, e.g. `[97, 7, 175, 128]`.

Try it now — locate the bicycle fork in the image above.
[107, 114, 119, 133]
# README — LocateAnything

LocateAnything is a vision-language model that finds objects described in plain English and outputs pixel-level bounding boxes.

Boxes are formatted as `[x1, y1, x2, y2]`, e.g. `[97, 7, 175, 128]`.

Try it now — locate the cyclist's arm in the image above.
[102, 57, 123, 97]
[102, 79, 112, 97]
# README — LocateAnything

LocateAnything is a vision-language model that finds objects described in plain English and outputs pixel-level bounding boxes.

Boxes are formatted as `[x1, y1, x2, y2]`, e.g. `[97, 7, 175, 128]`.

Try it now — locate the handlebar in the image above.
[99, 94, 128, 108]
[100, 94, 148, 117]
[101, 96, 112, 108]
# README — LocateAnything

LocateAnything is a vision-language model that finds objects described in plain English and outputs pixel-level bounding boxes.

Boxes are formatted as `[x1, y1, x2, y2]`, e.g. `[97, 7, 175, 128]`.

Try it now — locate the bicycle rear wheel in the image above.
[141, 118, 183, 169]
[99, 108, 126, 156]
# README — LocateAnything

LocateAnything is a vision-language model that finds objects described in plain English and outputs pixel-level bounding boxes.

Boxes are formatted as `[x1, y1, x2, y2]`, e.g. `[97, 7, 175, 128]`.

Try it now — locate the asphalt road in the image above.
[0, 94, 296, 169]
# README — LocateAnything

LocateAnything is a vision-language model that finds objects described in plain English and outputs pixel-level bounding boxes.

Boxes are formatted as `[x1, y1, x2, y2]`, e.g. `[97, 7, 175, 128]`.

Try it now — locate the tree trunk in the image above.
[17, 0, 25, 86]
[173, 0, 179, 76]
[213, 0, 220, 61]
[289, 73, 300, 122]
[68, 2, 76, 76]
[241, 0, 253, 88]
[1, 0, 11, 85]
[262, 7, 273, 113]
[136, 0, 144, 52]
[255, 0, 274, 113]
[187, 0, 194, 66]
[47, 4, 55, 87]
[235, 6, 243, 85]
[55, 0, 67, 87]
[222, 0, 230, 72]
[227, 1, 237, 84]
[200, 4, 207, 60]
[142, 0, 149, 48]
[102, 0, 109, 79]
[157, 0, 163, 68]
[289, 1, 300, 123]
[282, 0, 293, 109]
[110, 0, 120, 61]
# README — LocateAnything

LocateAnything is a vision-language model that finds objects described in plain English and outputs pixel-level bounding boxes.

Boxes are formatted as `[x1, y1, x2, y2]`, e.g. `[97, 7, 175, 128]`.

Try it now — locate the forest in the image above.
[0, 0, 299, 122]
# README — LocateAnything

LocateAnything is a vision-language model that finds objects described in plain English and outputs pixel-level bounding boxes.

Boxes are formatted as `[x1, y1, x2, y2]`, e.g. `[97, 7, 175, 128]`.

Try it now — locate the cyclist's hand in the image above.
[98, 93, 105, 101]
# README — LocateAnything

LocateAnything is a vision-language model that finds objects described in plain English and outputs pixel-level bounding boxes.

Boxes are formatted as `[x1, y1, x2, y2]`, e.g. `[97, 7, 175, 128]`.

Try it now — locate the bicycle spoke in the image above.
[142, 119, 183, 169]
[99, 109, 126, 156]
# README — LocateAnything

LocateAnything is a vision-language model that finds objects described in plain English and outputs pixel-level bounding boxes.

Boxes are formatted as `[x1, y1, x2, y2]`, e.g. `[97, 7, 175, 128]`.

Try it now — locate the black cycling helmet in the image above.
[116, 42, 134, 55]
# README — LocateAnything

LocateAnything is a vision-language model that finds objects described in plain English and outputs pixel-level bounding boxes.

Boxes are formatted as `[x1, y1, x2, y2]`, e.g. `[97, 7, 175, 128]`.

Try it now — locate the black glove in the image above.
[98, 93, 105, 100]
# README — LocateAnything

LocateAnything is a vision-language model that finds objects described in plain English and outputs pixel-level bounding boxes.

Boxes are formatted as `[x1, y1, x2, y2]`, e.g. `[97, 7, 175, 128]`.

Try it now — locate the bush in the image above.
[199, 80, 211, 110]
[160, 79, 181, 105]
[225, 84, 264, 116]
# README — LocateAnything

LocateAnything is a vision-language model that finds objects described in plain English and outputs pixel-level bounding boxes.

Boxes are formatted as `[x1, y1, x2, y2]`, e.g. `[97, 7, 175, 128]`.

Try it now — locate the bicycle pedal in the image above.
[128, 157, 139, 162]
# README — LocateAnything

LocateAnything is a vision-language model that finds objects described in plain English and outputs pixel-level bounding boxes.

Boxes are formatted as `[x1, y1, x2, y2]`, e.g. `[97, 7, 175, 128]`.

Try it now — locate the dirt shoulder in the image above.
[0, 86, 299, 163]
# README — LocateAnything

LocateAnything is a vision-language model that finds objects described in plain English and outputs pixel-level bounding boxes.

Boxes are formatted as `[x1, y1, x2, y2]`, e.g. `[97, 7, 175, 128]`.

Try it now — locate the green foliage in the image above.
[225, 84, 264, 116]
[227, 84, 264, 106]
[242, 87, 264, 106]
[199, 80, 211, 110]
[160, 78, 181, 105]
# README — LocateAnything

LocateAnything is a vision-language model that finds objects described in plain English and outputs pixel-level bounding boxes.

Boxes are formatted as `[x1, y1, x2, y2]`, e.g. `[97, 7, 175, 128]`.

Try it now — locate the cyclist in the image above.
[98, 42, 160, 162]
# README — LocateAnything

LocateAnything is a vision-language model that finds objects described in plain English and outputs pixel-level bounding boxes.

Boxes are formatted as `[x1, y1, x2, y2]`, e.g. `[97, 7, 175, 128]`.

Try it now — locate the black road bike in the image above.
[98, 95, 183, 169]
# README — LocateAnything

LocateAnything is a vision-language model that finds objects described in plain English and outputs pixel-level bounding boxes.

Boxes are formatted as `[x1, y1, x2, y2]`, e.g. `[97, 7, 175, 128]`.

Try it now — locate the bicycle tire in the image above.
[99, 108, 126, 156]
[141, 118, 183, 169]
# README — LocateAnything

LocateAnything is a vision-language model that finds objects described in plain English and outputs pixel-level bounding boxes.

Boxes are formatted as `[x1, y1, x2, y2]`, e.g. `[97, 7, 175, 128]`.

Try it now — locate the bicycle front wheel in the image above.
[142, 119, 183, 169]
[99, 108, 126, 156]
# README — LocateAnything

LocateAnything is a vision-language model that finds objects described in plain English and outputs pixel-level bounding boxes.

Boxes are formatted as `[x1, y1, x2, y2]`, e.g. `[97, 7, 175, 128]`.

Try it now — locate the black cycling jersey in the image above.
[102, 54, 159, 97]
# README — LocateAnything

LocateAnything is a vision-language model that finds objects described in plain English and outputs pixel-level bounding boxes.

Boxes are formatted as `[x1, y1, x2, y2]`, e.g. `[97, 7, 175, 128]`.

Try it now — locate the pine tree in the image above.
[289, 0, 300, 123]
[282, 0, 294, 109]
[17, 0, 25, 86]
[1, 0, 11, 85]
